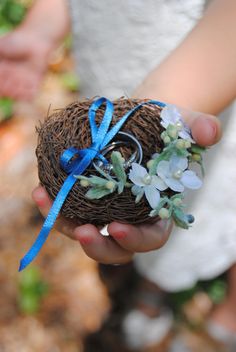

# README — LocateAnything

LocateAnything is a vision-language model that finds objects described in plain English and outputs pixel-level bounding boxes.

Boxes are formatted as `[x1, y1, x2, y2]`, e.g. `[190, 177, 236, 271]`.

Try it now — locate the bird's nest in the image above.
[36, 98, 168, 226]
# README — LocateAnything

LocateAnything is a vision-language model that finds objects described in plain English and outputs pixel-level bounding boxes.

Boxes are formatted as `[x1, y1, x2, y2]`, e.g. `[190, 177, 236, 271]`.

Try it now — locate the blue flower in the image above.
[129, 163, 167, 209]
[156, 155, 202, 192]
[160, 104, 195, 143]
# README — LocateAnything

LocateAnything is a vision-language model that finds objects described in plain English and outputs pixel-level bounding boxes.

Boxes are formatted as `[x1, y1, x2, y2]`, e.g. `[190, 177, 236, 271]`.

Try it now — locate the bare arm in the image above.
[135, 0, 236, 115]
[0, 0, 70, 99]
[19, 0, 70, 46]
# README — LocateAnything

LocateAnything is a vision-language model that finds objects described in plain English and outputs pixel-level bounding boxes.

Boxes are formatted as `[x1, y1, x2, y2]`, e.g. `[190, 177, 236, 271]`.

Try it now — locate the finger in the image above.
[73, 224, 134, 264]
[180, 108, 222, 146]
[107, 219, 173, 253]
[32, 185, 77, 240]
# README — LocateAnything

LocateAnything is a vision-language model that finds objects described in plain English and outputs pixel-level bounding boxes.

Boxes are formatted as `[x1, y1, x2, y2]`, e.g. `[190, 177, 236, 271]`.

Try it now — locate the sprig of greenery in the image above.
[150, 194, 193, 229]
[75, 151, 127, 200]
[111, 151, 127, 193]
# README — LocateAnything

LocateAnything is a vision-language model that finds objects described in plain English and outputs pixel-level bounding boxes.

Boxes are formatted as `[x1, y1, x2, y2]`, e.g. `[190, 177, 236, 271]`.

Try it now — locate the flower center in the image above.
[176, 121, 183, 131]
[173, 169, 183, 179]
[142, 174, 152, 185]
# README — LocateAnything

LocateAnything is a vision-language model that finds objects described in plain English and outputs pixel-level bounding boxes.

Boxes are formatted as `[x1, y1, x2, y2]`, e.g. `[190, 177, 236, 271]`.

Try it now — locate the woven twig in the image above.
[36, 98, 168, 226]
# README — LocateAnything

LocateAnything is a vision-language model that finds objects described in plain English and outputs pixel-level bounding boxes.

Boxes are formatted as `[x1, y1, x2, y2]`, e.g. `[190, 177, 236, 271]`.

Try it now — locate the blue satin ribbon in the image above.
[19, 97, 166, 271]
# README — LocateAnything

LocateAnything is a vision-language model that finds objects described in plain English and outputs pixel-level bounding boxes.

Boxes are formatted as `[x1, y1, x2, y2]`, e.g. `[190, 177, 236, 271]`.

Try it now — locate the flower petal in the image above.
[131, 163, 147, 177]
[144, 185, 160, 209]
[165, 177, 184, 192]
[156, 160, 170, 178]
[169, 155, 188, 172]
[129, 163, 147, 186]
[160, 104, 181, 128]
[151, 175, 168, 191]
[179, 130, 195, 143]
[181, 171, 202, 189]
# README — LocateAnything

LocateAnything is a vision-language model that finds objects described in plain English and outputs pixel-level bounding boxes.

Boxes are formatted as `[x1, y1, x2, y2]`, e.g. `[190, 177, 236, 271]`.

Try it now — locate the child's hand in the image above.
[32, 109, 221, 264]
[0, 28, 53, 100]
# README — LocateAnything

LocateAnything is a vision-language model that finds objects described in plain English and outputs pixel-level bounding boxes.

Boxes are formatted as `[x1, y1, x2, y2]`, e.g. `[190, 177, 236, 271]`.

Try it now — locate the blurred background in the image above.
[0, 1, 228, 351]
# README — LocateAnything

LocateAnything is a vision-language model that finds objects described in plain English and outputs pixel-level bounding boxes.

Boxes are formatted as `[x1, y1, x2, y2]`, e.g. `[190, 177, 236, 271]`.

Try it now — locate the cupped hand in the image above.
[0, 28, 53, 100]
[32, 109, 221, 264]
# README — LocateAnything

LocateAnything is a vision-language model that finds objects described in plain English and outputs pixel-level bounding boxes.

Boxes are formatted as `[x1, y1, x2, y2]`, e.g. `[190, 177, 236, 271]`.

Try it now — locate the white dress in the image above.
[68, 0, 236, 292]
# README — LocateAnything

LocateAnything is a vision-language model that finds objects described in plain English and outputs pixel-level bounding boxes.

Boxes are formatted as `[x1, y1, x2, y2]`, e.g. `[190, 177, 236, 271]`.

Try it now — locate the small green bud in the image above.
[175, 139, 185, 149]
[163, 136, 171, 145]
[158, 207, 170, 219]
[161, 131, 167, 140]
[192, 153, 201, 162]
[184, 140, 191, 149]
[105, 181, 116, 190]
[80, 179, 90, 187]
[167, 125, 178, 139]
[147, 160, 155, 169]
[173, 198, 182, 206]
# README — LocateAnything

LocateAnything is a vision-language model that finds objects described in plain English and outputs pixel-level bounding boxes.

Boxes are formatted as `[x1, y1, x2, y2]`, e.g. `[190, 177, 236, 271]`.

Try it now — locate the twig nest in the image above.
[36, 98, 166, 226]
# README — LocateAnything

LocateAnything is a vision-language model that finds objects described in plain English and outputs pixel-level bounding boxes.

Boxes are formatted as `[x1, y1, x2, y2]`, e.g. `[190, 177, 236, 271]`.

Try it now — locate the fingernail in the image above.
[112, 231, 127, 240]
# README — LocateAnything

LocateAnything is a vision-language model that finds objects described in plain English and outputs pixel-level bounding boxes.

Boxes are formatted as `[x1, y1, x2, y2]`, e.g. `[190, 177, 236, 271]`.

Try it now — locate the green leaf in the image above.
[88, 176, 111, 187]
[191, 144, 206, 154]
[85, 187, 113, 199]
[0, 97, 13, 122]
[170, 193, 184, 201]
[111, 151, 126, 191]
[172, 207, 189, 229]
[76, 174, 115, 188]
[117, 181, 124, 194]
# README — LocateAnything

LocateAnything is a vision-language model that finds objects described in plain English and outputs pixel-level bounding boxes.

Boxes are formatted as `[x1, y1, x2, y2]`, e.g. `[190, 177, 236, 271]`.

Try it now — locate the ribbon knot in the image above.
[19, 97, 166, 271]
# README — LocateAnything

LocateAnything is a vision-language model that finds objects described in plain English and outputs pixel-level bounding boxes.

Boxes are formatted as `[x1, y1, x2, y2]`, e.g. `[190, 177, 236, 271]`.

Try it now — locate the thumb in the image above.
[180, 108, 222, 147]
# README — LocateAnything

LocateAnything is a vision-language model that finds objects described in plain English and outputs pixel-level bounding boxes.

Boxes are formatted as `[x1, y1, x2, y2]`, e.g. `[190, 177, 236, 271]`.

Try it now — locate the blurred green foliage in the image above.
[168, 276, 227, 314]
[0, 97, 13, 122]
[0, 1, 27, 119]
[0, 0, 27, 34]
[60, 71, 80, 92]
[18, 266, 49, 315]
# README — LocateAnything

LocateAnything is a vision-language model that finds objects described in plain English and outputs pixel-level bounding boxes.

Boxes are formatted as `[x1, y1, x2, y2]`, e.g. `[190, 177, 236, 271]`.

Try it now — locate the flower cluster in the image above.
[76, 104, 206, 229]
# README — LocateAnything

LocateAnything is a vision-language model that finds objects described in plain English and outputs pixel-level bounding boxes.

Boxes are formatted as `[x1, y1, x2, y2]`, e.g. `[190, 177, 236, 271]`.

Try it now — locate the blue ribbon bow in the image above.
[19, 97, 166, 271]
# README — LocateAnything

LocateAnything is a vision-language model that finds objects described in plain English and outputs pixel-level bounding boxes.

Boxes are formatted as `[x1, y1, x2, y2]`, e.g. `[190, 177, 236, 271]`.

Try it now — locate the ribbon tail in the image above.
[19, 175, 77, 271]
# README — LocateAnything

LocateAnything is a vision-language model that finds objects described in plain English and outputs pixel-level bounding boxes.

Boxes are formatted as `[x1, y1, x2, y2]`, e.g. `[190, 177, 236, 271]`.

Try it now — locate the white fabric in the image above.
[68, 0, 236, 292]
[69, 0, 204, 98]
[122, 309, 173, 349]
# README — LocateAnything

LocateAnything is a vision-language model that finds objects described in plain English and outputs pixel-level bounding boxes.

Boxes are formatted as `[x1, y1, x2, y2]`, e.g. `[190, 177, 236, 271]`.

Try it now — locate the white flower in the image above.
[161, 104, 195, 143]
[156, 155, 202, 192]
[129, 163, 167, 209]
